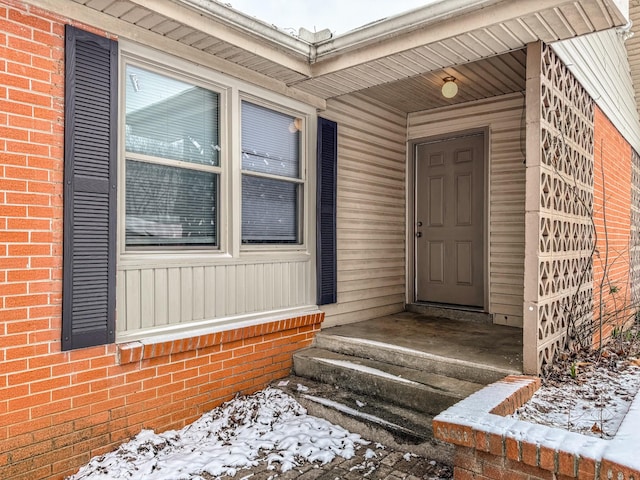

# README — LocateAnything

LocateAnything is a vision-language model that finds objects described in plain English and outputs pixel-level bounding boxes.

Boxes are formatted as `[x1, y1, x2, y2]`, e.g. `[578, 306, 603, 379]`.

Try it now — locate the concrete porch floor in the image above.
[321, 310, 523, 373]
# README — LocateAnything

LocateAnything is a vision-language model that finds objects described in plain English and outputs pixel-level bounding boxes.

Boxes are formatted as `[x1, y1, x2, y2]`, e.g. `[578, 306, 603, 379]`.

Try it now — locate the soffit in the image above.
[625, 1, 640, 118]
[358, 49, 526, 114]
[70, 0, 311, 85]
[65, 0, 627, 104]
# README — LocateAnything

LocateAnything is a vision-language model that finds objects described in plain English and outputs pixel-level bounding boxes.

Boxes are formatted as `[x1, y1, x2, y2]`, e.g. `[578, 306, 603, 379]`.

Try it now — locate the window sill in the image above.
[117, 250, 311, 270]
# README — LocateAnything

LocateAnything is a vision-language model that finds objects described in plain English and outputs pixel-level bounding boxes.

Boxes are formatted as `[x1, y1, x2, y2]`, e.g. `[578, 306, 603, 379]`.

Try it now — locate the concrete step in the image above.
[293, 347, 484, 415]
[273, 375, 454, 463]
[313, 330, 516, 385]
[406, 303, 493, 324]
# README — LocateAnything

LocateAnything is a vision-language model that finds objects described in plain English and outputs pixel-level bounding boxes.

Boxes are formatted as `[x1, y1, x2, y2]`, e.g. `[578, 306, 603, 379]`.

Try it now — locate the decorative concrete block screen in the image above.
[524, 42, 595, 373]
[631, 149, 640, 305]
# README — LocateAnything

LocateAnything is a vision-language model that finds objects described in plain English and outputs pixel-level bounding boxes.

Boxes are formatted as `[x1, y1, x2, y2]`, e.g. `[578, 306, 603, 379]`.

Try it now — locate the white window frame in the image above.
[118, 48, 230, 262]
[238, 95, 307, 250]
[117, 42, 315, 268]
[122, 62, 224, 251]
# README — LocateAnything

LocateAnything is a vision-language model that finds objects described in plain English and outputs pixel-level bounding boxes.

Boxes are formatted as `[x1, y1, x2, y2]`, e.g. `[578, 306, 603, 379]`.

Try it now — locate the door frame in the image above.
[406, 127, 490, 311]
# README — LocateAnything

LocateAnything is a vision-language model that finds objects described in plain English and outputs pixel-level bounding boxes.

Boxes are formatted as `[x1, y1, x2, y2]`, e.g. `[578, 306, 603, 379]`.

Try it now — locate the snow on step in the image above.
[324, 335, 511, 373]
[303, 394, 420, 436]
[314, 357, 421, 385]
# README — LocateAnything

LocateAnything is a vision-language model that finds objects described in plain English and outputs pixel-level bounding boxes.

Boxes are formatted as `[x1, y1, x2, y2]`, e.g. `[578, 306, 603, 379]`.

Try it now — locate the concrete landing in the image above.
[321, 310, 523, 375]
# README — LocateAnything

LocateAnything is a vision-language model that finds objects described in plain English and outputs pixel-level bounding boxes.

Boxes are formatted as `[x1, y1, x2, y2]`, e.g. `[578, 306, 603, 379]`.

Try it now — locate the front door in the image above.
[415, 133, 485, 307]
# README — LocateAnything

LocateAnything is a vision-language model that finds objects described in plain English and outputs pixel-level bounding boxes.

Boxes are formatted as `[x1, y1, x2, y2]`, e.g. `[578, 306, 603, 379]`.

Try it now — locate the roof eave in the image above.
[310, 0, 630, 77]
[314, 0, 503, 59]
[165, 0, 313, 76]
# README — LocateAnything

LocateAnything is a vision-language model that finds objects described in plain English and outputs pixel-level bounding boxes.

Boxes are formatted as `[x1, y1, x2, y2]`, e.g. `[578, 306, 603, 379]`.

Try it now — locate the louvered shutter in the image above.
[62, 26, 117, 350]
[316, 118, 337, 305]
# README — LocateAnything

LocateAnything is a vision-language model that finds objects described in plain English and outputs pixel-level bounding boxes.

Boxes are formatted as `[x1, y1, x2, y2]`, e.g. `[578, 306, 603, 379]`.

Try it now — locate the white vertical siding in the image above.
[116, 259, 311, 340]
[408, 93, 526, 327]
[320, 93, 408, 327]
[553, 29, 640, 152]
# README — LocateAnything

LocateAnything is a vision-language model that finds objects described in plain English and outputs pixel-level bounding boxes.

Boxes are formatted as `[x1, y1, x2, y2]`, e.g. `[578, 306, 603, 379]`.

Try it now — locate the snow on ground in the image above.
[511, 360, 640, 438]
[68, 388, 369, 480]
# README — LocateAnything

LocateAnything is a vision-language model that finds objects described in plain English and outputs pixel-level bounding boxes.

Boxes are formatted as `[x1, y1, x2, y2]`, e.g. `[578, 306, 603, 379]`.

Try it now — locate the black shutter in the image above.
[316, 117, 337, 305]
[62, 26, 117, 350]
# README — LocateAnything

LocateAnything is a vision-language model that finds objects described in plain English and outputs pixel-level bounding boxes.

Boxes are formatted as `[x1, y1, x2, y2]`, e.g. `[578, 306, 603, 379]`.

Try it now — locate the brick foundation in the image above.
[2, 308, 323, 480]
[2, 307, 323, 480]
[0, 2, 325, 478]
[434, 376, 640, 480]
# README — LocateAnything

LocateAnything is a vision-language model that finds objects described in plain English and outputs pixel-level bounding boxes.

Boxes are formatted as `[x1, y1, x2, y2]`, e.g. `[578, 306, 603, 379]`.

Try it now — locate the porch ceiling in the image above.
[357, 49, 526, 114]
[55, 0, 628, 106]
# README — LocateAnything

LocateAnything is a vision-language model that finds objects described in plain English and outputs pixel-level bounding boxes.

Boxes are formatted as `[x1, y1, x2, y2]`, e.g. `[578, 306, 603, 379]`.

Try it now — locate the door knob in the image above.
[416, 232, 422, 238]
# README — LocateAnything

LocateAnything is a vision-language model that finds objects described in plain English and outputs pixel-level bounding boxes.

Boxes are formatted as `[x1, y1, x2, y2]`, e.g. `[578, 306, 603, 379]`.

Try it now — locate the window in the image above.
[241, 101, 303, 244]
[65, 27, 321, 349]
[124, 65, 220, 247]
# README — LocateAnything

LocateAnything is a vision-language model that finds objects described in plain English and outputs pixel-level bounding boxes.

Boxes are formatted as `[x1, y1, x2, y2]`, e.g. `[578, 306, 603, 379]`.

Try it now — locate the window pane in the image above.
[241, 101, 300, 178]
[125, 65, 220, 167]
[242, 176, 299, 244]
[126, 160, 217, 246]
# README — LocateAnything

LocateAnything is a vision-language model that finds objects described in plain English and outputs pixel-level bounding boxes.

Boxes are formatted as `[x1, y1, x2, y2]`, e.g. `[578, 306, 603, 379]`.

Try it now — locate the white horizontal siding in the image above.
[408, 93, 526, 327]
[320, 93, 407, 327]
[116, 259, 311, 341]
[553, 29, 640, 152]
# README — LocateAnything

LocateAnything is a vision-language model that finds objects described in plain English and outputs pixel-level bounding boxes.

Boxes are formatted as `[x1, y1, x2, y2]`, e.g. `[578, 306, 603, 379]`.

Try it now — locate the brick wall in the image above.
[1, 313, 322, 480]
[592, 107, 633, 344]
[0, 2, 324, 479]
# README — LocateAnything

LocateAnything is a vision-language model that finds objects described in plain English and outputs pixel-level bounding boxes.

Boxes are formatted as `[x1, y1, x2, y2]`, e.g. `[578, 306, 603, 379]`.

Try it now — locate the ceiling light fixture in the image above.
[441, 76, 458, 99]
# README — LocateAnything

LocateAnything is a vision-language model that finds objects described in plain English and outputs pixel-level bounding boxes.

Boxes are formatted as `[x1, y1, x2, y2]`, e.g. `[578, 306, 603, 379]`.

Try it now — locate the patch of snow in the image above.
[604, 379, 640, 471]
[68, 388, 368, 480]
[356, 400, 366, 407]
[364, 448, 377, 459]
[296, 383, 309, 392]
[346, 445, 385, 477]
[437, 377, 533, 424]
[511, 364, 640, 439]
[303, 394, 418, 437]
[314, 358, 420, 384]
[403, 452, 416, 461]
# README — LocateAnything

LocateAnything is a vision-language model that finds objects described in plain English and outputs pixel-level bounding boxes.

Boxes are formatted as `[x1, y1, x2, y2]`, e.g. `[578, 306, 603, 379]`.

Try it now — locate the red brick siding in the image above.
[1, 313, 322, 480]
[0, 2, 324, 479]
[592, 107, 633, 344]
[435, 376, 640, 480]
